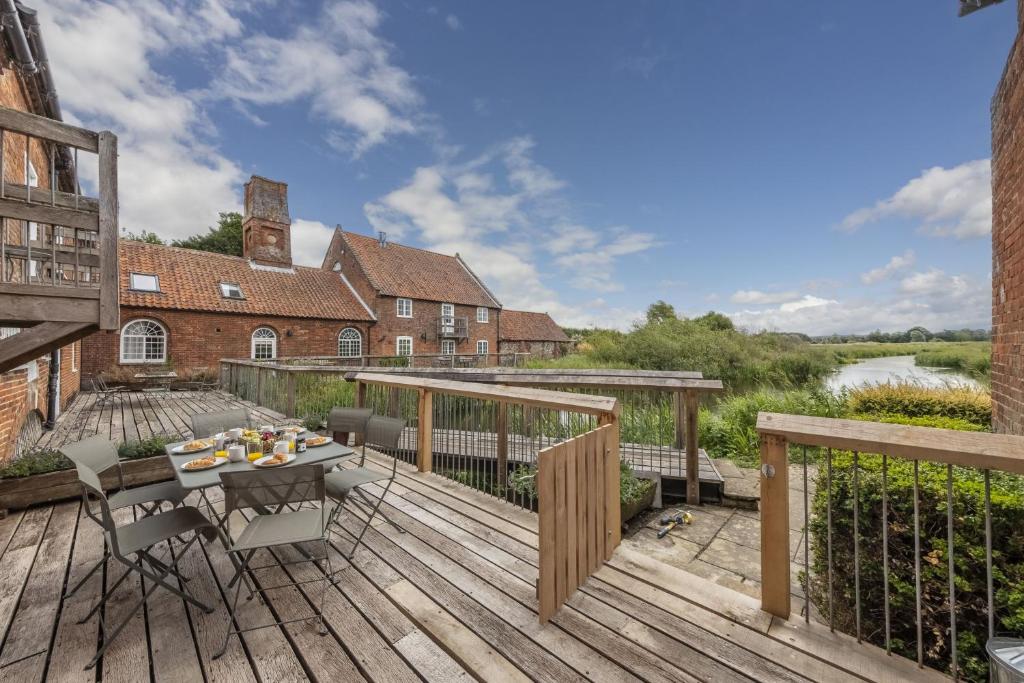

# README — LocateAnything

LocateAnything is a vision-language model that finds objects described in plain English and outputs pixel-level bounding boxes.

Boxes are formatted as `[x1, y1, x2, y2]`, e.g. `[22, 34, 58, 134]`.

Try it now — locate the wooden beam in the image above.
[0, 292, 99, 325]
[416, 389, 433, 473]
[0, 245, 102, 268]
[0, 182, 99, 213]
[757, 412, 1024, 474]
[685, 390, 700, 504]
[0, 107, 100, 152]
[760, 432, 790, 619]
[97, 131, 119, 331]
[0, 197, 98, 231]
[0, 322, 95, 374]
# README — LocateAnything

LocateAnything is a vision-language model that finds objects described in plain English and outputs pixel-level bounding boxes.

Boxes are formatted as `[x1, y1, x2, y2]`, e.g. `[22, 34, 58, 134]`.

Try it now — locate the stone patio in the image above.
[623, 459, 818, 618]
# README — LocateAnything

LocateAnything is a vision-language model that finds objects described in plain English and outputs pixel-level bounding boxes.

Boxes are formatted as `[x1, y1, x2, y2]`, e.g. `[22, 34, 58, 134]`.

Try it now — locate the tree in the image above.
[908, 326, 929, 343]
[122, 229, 165, 245]
[645, 300, 677, 324]
[171, 212, 243, 256]
[694, 311, 734, 331]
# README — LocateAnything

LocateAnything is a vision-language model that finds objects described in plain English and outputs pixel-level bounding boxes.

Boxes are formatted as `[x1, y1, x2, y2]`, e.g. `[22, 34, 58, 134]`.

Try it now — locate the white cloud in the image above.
[38, 0, 245, 239]
[364, 136, 656, 325]
[216, 0, 422, 157]
[290, 218, 337, 267]
[860, 249, 915, 285]
[730, 289, 801, 305]
[446, 14, 461, 30]
[840, 159, 991, 239]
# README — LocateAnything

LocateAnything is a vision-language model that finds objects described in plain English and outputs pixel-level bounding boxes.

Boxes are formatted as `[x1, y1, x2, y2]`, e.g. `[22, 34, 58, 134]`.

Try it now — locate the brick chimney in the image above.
[242, 175, 292, 268]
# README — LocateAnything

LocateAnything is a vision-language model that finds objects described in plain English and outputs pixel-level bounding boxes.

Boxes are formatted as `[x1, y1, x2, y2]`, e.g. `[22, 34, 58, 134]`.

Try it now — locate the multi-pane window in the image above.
[251, 327, 277, 360]
[477, 340, 489, 355]
[220, 282, 244, 299]
[338, 328, 362, 357]
[396, 298, 413, 317]
[120, 319, 166, 363]
[129, 272, 160, 292]
[476, 307, 489, 323]
[396, 336, 413, 356]
[441, 302, 455, 336]
[441, 339, 455, 355]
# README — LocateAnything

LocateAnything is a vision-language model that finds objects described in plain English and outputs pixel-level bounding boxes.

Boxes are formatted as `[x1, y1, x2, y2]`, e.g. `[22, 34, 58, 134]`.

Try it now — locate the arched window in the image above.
[338, 327, 362, 358]
[120, 319, 166, 363]
[251, 327, 277, 360]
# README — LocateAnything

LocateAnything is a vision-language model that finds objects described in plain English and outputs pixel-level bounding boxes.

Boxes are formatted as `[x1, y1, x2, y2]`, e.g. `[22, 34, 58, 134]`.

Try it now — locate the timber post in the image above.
[759, 432, 791, 619]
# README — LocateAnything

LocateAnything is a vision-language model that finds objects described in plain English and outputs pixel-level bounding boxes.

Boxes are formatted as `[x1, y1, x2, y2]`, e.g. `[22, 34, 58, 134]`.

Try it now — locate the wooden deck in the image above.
[36, 390, 288, 450]
[0, 450, 945, 682]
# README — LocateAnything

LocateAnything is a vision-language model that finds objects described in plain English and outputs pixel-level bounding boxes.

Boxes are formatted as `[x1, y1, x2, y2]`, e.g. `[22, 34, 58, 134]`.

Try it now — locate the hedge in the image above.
[846, 384, 991, 427]
[809, 452, 1024, 680]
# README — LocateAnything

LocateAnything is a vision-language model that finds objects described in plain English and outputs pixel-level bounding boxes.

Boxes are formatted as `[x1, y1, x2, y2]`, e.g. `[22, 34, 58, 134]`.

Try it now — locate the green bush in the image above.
[0, 448, 72, 478]
[849, 412, 988, 432]
[810, 453, 1024, 681]
[118, 434, 180, 460]
[620, 459, 654, 505]
[847, 384, 991, 426]
[915, 347, 991, 379]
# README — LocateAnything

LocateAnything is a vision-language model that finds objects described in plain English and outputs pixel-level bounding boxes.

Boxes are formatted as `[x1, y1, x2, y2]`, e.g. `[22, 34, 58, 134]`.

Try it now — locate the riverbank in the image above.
[820, 340, 990, 380]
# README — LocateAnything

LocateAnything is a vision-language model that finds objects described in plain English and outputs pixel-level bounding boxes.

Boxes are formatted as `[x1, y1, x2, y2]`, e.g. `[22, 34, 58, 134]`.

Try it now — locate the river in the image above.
[824, 355, 981, 392]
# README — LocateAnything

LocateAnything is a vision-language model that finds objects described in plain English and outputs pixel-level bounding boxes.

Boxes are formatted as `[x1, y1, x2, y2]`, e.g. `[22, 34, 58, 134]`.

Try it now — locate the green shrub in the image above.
[0, 448, 72, 479]
[848, 384, 991, 426]
[915, 347, 991, 379]
[620, 459, 654, 505]
[810, 453, 1024, 681]
[118, 434, 180, 460]
[302, 415, 324, 432]
[849, 412, 988, 432]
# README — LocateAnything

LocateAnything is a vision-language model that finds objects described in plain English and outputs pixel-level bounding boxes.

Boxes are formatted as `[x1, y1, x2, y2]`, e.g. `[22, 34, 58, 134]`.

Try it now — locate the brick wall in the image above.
[80, 308, 373, 379]
[369, 296, 498, 357]
[991, 1, 1024, 433]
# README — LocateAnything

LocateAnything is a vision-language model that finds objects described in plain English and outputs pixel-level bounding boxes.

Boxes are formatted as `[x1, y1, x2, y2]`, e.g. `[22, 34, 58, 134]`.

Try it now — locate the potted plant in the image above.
[620, 459, 656, 523]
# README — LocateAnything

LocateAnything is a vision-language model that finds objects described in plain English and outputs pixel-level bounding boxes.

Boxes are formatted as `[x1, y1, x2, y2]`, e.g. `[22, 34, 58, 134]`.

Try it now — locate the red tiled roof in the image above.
[340, 230, 500, 307]
[500, 310, 569, 342]
[119, 241, 374, 321]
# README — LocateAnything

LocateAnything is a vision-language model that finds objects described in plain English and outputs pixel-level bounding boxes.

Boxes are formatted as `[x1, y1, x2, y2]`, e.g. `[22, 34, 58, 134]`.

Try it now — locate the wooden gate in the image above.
[537, 421, 621, 622]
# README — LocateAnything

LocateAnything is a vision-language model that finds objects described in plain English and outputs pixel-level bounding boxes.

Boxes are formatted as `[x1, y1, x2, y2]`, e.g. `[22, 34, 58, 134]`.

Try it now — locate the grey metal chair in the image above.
[326, 407, 372, 467]
[60, 436, 188, 599]
[214, 464, 335, 659]
[190, 407, 251, 438]
[68, 459, 216, 670]
[326, 415, 406, 558]
[91, 375, 126, 406]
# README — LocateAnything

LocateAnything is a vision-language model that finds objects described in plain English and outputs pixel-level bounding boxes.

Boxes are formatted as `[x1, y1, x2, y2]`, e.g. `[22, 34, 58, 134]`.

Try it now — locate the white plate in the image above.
[253, 453, 297, 468]
[180, 456, 228, 472]
[305, 436, 333, 448]
[280, 426, 303, 434]
[172, 440, 214, 454]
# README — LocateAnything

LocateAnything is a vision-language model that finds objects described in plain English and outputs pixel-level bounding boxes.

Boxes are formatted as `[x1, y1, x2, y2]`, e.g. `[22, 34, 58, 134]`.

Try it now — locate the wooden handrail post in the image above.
[600, 412, 622, 555]
[286, 371, 296, 418]
[760, 432, 791, 619]
[97, 130, 119, 331]
[685, 390, 700, 504]
[354, 380, 366, 447]
[496, 402, 508, 488]
[672, 391, 685, 450]
[417, 388, 433, 472]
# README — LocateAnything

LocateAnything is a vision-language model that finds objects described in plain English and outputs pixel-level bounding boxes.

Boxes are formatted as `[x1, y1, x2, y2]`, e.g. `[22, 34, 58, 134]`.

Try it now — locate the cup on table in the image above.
[227, 445, 245, 462]
[273, 440, 289, 455]
[228, 428, 243, 440]
[215, 437, 226, 451]
[285, 433, 296, 452]
[260, 425, 274, 434]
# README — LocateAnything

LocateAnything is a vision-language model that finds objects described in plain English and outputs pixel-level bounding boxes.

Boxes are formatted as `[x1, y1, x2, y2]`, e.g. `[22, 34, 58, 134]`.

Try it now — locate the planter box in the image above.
[620, 480, 657, 524]
[0, 455, 175, 513]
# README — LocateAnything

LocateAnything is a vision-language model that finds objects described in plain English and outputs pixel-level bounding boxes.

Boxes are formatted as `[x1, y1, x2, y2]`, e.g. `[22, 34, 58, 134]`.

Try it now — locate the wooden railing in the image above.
[537, 421, 621, 622]
[756, 412, 1024, 678]
[0, 107, 119, 372]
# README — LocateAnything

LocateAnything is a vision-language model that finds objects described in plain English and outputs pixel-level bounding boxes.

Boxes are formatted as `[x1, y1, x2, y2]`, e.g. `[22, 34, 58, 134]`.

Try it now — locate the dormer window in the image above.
[220, 282, 244, 299]
[129, 272, 160, 292]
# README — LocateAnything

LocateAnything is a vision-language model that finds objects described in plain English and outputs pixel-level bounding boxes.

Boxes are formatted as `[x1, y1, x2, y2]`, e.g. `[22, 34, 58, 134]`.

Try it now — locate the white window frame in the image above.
[476, 307, 489, 323]
[129, 272, 160, 292]
[440, 339, 455, 355]
[396, 298, 413, 318]
[119, 319, 167, 364]
[220, 282, 244, 299]
[251, 327, 277, 360]
[338, 327, 362, 358]
[476, 340, 489, 355]
[440, 302, 456, 336]
[71, 342, 77, 372]
[396, 336, 413, 356]
[26, 161, 37, 246]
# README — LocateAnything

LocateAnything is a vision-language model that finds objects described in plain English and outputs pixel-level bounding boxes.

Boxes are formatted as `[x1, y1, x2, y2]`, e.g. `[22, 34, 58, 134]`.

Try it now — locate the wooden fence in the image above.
[537, 422, 621, 622]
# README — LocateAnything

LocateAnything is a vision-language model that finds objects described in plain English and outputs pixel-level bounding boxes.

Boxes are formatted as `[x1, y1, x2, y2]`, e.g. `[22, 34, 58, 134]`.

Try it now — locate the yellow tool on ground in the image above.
[657, 511, 693, 538]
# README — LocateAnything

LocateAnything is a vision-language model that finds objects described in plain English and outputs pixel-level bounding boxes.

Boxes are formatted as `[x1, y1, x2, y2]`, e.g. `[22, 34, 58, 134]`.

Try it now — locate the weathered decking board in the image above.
[35, 390, 287, 449]
[0, 452, 947, 682]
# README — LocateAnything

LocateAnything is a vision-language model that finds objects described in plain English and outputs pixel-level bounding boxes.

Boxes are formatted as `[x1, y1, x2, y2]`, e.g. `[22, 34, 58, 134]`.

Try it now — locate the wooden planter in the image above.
[620, 481, 657, 524]
[0, 455, 175, 514]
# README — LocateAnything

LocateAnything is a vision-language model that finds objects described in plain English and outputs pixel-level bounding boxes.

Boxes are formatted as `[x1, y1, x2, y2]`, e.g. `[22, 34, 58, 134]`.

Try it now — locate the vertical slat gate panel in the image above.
[595, 428, 607, 564]
[576, 435, 588, 580]
[554, 442, 567, 607]
[604, 417, 622, 556]
[538, 442, 557, 622]
[587, 430, 599, 575]
[565, 436, 578, 595]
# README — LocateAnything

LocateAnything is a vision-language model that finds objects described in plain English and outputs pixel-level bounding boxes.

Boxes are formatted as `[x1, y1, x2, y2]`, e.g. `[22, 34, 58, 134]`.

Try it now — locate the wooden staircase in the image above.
[0, 107, 118, 373]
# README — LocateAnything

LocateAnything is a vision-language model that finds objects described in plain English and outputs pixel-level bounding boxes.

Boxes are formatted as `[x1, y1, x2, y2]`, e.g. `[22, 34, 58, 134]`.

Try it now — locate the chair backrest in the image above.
[365, 415, 405, 451]
[191, 408, 250, 438]
[220, 464, 325, 517]
[61, 435, 121, 478]
[327, 407, 372, 434]
[92, 375, 108, 392]
[67, 454, 123, 553]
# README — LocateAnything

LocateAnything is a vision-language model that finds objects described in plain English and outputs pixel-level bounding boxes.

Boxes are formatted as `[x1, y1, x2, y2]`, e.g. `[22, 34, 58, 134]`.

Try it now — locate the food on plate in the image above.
[264, 452, 290, 466]
[184, 439, 211, 451]
[281, 426, 302, 434]
[306, 436, 329, 446]
[184, 456, 217, 470]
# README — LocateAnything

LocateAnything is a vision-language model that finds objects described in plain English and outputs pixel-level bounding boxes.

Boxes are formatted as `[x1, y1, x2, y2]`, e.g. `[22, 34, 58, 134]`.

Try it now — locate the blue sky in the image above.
[39, 0, 1014, 332]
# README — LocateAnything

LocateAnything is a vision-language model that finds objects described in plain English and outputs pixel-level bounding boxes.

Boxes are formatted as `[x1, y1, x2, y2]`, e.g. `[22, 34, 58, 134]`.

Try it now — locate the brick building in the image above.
[498, 310, 571, 359]
[0, 4, 82, 461]
[322, 228, 502, 359]
[991, 0, 1024, 433]
[81, 177, 375, 381]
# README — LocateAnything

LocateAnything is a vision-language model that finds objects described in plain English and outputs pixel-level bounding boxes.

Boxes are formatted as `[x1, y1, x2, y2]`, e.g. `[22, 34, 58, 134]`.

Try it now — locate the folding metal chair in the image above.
[60, 436, 188, 599]
[214, 464, 336, 659]
[69, 461, 216, 670]
[191, 407, 251, 438]
[325, 407, 372, 470]
[91, 375, 126, 407]
[326, 415, 406, 558]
